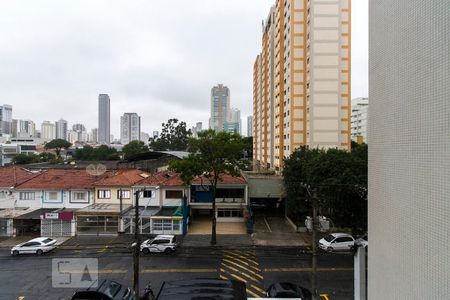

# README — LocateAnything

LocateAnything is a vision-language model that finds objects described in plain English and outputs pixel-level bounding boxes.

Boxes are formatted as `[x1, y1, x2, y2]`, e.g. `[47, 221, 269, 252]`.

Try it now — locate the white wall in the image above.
[14, 189, 94, 209]
[369, 1, 450, 298]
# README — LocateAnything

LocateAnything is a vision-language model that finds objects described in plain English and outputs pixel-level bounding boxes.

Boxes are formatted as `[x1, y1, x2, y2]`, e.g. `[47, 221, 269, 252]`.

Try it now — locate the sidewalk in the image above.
[60, 234, 135, 250]
[0, 235, 72, 249]
[180, 234, 253, 248]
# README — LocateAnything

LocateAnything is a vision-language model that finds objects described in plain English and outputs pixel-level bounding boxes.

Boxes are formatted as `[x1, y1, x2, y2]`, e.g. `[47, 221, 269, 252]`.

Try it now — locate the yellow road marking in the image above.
[223, 258, 262, 274]
[227, 272, 249, 284]
[222, 262, 263, 280]
[320, 294, 330, 300]
[264, 267, 353, 272]
[223, 256, 261, 272]
[219, 274, 229, 280]
[263, 217, 272, 232]
[97, 246, 108, 253]
[221, 264, 262, 282]
[250, 284, 266, 294]
[224, 252, 259, 265]
[142, 268, 216, 273]
[18, 297, 25, 300]
[246, 288, 260, 298]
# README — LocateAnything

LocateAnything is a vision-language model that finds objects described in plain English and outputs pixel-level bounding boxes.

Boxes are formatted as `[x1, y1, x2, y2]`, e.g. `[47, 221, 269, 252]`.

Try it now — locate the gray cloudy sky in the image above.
[0, 0, 368, 138]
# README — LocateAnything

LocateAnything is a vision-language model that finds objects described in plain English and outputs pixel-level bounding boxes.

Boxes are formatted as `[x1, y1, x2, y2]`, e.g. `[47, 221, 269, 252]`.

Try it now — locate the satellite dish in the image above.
[86, 163, 107, 176]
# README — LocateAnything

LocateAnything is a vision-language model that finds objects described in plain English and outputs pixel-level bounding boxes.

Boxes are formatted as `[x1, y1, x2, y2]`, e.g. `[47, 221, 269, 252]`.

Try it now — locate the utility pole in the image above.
[133, 190, 141, 299]
[302, 183, 318, 297]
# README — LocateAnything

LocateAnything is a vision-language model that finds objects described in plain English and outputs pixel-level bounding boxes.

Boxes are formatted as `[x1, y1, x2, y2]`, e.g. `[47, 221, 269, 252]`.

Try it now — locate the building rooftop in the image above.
[0, 166, 42, 189]
[94, 169, 150, 187]
[135, 171, 184, 187]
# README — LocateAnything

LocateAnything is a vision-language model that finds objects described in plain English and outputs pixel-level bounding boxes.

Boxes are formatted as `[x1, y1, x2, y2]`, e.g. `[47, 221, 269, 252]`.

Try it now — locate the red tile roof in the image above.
[0, 166, 41, 188]
[15, 169, 106, 190]
[136, 171, 184, 187]
[94, 169, 151, 187]
[191, 173, 247, 185]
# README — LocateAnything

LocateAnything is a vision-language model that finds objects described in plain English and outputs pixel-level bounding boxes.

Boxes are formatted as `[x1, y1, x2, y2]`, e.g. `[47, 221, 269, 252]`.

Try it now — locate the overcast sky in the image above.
[0, 0, 368, 138]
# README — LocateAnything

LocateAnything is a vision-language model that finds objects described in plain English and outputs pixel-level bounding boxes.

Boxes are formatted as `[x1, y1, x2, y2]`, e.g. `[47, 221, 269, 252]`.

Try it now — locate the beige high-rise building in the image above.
[253, 0, 351, 171]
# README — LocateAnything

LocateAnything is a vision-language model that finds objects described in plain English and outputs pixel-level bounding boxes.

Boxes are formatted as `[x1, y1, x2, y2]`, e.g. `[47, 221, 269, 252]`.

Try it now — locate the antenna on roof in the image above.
[86, 163, 107, 176]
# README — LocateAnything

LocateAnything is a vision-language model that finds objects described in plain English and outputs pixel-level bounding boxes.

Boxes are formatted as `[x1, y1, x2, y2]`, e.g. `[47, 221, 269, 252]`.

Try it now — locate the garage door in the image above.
[41, 220, 73, 237]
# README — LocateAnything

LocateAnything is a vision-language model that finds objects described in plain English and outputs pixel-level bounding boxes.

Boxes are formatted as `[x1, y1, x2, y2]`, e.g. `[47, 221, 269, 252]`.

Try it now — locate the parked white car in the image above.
[319, 233, 355, 252]
[11, 237, 57, 256]
[140, 235, 178, 254]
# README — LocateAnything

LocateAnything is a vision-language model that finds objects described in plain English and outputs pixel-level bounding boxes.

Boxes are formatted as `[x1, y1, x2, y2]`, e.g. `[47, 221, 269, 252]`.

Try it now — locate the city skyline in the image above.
[1, 1, 368, 138]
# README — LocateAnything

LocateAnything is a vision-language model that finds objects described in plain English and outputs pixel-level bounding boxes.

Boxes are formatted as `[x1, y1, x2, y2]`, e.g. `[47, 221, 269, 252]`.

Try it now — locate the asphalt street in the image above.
[0, 246, 354, 300]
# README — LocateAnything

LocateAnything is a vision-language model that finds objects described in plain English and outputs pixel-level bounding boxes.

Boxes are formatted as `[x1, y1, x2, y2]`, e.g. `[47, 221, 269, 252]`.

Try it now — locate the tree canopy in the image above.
[73, 145, 119, 161]
[122, 140, 149, 159]
[12, 152, 57, 165]
[44, 139, 72, 158]
[283, 142, 368, 233]
[169, 129, 246, 244]
[149, 118, 192, 151]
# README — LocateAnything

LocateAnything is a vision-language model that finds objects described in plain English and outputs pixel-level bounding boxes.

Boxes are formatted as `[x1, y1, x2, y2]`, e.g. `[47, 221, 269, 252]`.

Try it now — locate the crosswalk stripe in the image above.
[250, 284, 266, 294]
[221, 264, 262, 282]
[227, 272, 249, 284]
[222, 262, 263, 280]
[223, 256, 261, 272]
[225, 252, 260, 265]
[219, 274, 229, 280]
[246, 288, 260, 298]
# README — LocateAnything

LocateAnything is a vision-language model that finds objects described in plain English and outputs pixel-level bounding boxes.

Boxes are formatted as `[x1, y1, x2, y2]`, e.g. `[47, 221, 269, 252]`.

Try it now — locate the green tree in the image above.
[44, 139, 72, 158]
[73, 145, 94, 160]
[169, 129, 245, 245]
[12, 153, 39, 165]
[149, 118, 192, 151]
[122, 141, 149, 159]
[39, 152, 57, 162]
[283, 144, 368, 233]
[91, 145, 119, 161]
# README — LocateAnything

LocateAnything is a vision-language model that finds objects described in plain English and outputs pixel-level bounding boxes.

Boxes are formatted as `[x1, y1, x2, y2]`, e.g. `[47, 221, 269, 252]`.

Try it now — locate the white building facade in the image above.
[350, 97, 368, 143]
[120, 113, 141, 145]
[369, 0, 450, 298]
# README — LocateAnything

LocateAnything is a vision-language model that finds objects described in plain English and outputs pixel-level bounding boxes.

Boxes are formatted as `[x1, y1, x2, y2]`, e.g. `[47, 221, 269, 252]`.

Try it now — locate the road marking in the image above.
[263, 267, 353, 272]
[246, 288, 259, 298]
[227, 272, 249, 284]
[223, 256, 261, 272]
[142, 268, 216, 273]
[250, 284, 266, 294]
[223, 251, 259, 265]
[223, 258, 262, 274]
[18, 297, 25, 300]
[320, 294, 330, 300]
[222, 262, 263, 280]
[97, 246, 108, 253]
[219, 274, 229, 280]
[221, 264, 262, 282]
[263, 217, 272, 232]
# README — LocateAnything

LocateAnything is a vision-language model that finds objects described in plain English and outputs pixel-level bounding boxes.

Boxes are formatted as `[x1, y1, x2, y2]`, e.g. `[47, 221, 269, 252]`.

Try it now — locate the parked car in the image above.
[71, 279, 134, 300]
[266, 282, 312, 299]
[319, 233, 355, 252]
[11, 237, 57, 256]
[140, 235, 178, 254]
[355, 234, 368, 248]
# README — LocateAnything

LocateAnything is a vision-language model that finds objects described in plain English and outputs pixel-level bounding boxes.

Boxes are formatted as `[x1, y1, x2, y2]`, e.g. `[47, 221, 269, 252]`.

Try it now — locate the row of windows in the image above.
[97, 189, 180, 199]
[19, 191, 88, 201]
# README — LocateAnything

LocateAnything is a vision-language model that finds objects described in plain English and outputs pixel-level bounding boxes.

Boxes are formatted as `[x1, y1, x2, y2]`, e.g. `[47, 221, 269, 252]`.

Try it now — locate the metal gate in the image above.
[0, 219, 8, 236]
[41, 220, 73, 237]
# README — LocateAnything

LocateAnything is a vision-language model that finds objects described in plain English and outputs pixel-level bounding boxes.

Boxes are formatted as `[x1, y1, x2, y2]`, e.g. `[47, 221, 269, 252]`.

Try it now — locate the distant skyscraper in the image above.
[350, 98, 369, 143]
[89, 128, 98, 143]
[247, 116, 254, 137]
[72, 124, 86, 132]
[98, 94, 110, 144]
[41, 121, 56, 140]
[209, 84, 230, 131]
[55, 119, 68, 140]
[0, 104, 12, 135]
[191, 122, 203, 137]
[13, 119, 36, 138]
[227, 108, 241, 134]
[140, 132, 150, 143]
[120, 113, 141, 145]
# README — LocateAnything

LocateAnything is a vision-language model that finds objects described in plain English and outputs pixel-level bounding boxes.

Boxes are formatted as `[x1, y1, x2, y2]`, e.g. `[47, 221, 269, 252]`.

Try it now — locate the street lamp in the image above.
[132, 188, 145, 299]
[300, 182, 318, 297]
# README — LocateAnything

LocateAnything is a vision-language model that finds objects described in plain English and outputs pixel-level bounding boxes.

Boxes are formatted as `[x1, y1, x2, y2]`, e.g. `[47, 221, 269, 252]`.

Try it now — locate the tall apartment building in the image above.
[0, 105, 12, 136]
[253, 0, 351, 171]
[12, 119, 35, 138]
[226, 108, 242, 134]
[98, 94, 111, 144]
[209, 84, 230, 131]
[41, 121, 56, 140]
[192, 122, 203, 137]
[120, 113, 141, 145]
[247, 116, 254, 137]
[55, 119, 68, 140]
[350, 97, 368, 143]
[369, 1, 450, 298]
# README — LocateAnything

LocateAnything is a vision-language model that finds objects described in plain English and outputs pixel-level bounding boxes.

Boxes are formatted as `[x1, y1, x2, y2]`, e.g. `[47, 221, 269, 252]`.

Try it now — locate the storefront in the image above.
[76, 204, 128, 236]
[122, 206, 185, 235]
[40, 210, 76, 237]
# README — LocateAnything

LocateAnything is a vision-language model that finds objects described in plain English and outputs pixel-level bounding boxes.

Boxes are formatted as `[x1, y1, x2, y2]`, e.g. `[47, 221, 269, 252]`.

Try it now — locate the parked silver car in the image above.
[11, 237, 57, 256]
[140, 235, 178, 254]
[319, 233, 355, 252]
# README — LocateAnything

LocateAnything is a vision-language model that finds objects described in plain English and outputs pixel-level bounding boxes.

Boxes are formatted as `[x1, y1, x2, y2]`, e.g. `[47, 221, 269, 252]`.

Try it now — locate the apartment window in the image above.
[165, 190, 183, 199]
[19, 192, 35, 200]
[97, 190, 111, 199]
[217, 209, 243, 218]
[48, 191, 58, 201]
[117, 190, 130, 199]
[143, 190, 154, 198]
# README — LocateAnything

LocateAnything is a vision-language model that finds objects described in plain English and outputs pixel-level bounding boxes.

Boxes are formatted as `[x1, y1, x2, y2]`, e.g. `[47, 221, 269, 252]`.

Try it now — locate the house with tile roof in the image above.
[76, 169, 150, 236]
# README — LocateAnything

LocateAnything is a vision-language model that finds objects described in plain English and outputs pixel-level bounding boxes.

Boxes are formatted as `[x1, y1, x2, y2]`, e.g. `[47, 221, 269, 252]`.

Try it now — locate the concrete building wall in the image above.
[98, 94, 110, 144]
[369, 0, 450, 298]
